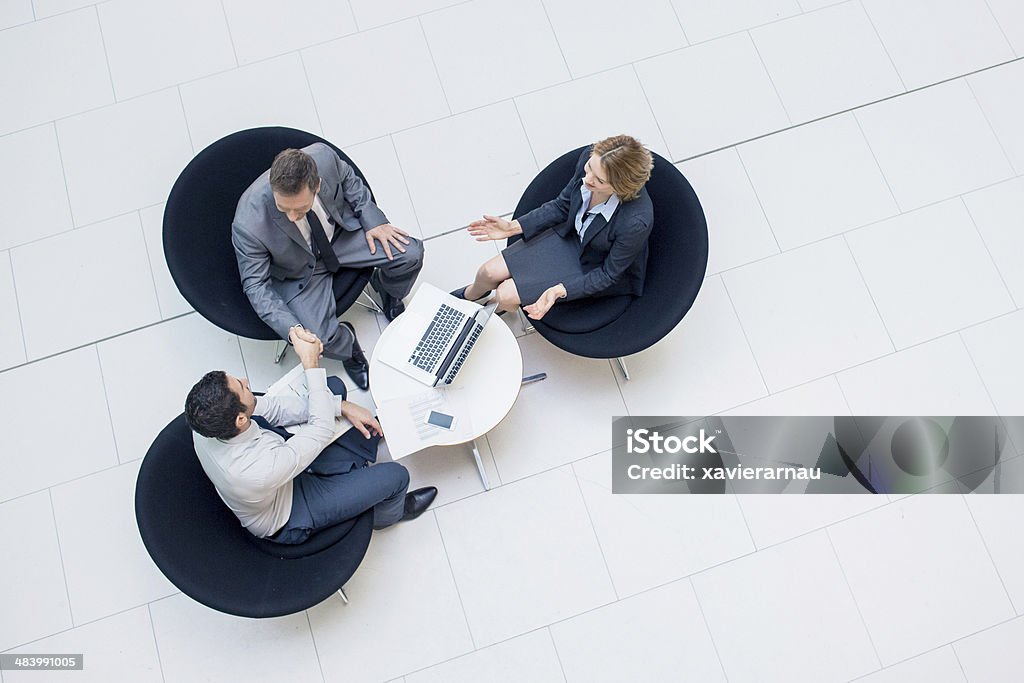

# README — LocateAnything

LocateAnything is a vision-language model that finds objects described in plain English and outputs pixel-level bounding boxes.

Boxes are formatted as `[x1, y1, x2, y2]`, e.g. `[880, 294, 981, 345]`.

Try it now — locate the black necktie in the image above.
[252, 415, 292, 440]
[307, 210, 341, 273]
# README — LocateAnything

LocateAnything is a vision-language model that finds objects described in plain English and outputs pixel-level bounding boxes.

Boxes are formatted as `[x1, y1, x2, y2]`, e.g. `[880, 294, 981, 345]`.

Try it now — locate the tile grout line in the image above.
[707, 166, 1024, 283]
[217, 0, 241, 67]
[959, 196, 1020, 310]
[953, 489, 1018, 613]
[0, 310, 195, 379]
[957, 332, 1005, 424]
[137, 209, 167, 320]
[840, 232, 898, 351]
[415, 482, 983, 682]
[979, 0, 1018, 60]
[510, 99, 540, 170]
[719, 303, 1022, 415]
[93, 344, 123, 463]
[733, 147, 783, 252]
[303, 610, 328, 683]
[686, 576, 732, 682]
[544, 626, 570, 683]
[174, 86, 197, 156]
[1, 4, 1021, 148]
[0, 34, 1020, 173]
[824, 527, 885, 670]
[857, 0, 908, 92]
[832, 374, 858, 417]
[746, 29, 794, 126]
[538, 0, 574, 78]
[719, 275, 772, 396]
[868, 611, 1022, 676]
[5, 249, 30, 363]
[431, 509, 478, 651]
[850, 109, 903, 213]
[950, 644, 970, 682]
[963, 77, 1019, 176]
[630, 62, 673, 159]
[49, 120, 80, 229]
[146, 603, 167, 683]
[387, 134, 427, 235]
[0, 600, 178, 655]
[416, 16, 454, 117]
[345, 0, 359, 32]
[728, 486, 759, 553]
[665, 0, 691, 45]
[2, 240, 1018, 391]
[47, 488, 76, 628]
[568, 463, 620, 601]
[672, 54, 1024, 168]
[92, 4, 118, 103]
[297, 51, 327, 137]
[396, 623, 541, 680]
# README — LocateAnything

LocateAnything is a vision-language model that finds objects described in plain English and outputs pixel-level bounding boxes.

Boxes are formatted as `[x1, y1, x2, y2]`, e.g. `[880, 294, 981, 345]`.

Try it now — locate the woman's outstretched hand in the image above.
[523, 284, 567, 320]
[467, 215, 522, 241]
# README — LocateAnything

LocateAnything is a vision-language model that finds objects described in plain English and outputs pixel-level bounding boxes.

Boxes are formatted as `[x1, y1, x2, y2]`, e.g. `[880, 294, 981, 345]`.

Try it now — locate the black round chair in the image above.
[135, 414, 373, 618]
[163, 127, 375, 340]
[511, 146, 709, 359]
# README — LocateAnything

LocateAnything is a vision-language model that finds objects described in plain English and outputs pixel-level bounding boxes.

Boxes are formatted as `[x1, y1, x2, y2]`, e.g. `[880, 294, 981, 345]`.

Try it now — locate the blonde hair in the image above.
[591, 135, 653, 201]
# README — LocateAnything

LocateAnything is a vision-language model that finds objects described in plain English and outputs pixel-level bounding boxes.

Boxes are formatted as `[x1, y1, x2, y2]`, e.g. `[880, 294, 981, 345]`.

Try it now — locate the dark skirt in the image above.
[502, 229, 584, 304]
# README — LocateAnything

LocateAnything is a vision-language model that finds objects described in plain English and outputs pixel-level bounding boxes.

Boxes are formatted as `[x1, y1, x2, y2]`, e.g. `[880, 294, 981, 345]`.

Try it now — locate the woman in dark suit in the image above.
[454, 135, 654, 320]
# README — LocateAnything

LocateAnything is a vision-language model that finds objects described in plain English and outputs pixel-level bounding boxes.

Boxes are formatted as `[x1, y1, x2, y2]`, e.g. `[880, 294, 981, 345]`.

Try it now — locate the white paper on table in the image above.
[264, 363, 376, 440]
[376, 387, 474, 459]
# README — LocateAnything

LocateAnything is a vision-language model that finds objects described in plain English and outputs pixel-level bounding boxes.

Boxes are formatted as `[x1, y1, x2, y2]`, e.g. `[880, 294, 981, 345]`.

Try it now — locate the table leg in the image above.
[472, 439, 491, 490]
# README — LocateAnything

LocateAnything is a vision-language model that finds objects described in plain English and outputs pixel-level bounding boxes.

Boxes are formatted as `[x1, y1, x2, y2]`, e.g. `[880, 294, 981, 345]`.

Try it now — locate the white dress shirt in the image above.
[192, 368, 345, 538]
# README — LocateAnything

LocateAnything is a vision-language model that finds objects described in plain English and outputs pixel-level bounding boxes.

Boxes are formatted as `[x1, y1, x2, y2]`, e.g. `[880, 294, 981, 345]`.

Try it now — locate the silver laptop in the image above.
[379, 283, 498, 387]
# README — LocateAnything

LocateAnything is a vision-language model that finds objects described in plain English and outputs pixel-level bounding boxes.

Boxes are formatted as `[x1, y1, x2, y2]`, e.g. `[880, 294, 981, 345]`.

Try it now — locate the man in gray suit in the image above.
[233, 144, 424, 389]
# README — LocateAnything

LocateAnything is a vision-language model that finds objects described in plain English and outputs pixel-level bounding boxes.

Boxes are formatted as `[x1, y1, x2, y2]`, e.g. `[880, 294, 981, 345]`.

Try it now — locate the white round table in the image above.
[369, 312, 523, 488]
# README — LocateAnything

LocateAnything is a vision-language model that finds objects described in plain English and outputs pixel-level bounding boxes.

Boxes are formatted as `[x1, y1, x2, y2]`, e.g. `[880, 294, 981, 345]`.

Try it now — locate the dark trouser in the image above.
[292, 233, 424, 361]
[271, 428, 410, 544]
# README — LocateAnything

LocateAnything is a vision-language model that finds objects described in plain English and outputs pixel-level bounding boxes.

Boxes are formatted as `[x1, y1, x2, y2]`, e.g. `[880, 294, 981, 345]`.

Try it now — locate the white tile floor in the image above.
[0, 1, 1021, 681]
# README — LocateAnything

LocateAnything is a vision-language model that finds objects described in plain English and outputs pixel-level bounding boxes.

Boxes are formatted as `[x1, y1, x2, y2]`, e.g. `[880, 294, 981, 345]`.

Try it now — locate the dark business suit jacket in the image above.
[516, 147, 653, 301]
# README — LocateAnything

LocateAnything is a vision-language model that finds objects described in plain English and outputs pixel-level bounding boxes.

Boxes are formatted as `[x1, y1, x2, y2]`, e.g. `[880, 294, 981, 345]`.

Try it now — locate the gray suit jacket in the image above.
[232, 143, 388, 339]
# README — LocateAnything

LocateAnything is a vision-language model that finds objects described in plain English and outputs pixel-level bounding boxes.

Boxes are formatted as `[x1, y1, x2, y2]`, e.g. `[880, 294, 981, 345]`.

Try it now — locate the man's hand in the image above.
[288, 325, 319, 346]
[340, 401, 383, 439]
[291, 328, 323, 370]
[523, 284, 567, 320]
[365, 223, 411, 261]
[467, 215, 522, 241]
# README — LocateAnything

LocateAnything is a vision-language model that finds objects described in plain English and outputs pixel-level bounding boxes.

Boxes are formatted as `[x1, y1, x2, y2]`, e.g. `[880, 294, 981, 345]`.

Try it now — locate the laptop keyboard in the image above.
[442, 323, 483, 384]
[409, 303, 466, 372]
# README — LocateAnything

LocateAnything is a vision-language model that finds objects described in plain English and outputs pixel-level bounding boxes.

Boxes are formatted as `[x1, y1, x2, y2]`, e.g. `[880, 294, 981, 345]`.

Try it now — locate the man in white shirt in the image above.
[185, 327, 437, 544]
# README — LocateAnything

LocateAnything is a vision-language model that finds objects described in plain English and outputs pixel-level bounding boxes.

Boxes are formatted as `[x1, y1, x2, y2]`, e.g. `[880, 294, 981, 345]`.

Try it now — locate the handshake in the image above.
[288, 325, 324, 369]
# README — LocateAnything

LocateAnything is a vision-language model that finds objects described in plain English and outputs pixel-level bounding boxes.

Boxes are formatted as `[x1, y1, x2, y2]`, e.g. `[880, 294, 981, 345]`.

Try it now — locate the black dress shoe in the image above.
[339, 321, 369, 390]
[401, 486, 438, 522]
[379, 291, 405, 322]
[450, 285, 492, 302]
[370, 271, 406, 322]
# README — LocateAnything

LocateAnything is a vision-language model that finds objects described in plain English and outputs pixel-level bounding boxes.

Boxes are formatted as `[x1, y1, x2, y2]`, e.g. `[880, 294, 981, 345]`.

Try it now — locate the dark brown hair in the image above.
[269, 148, 319, 196]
